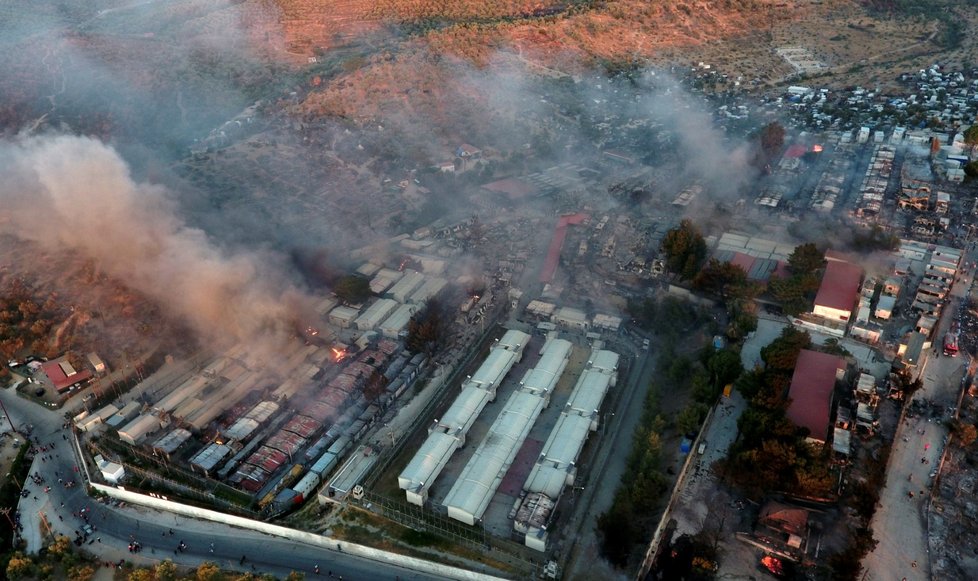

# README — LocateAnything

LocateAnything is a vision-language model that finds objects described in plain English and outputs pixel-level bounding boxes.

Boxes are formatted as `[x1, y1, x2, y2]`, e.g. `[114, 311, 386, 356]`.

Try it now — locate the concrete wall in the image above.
[90, 483, 505, 581]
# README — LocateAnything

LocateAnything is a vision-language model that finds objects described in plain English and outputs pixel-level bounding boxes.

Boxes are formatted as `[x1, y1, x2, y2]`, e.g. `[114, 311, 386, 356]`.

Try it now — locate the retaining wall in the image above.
[90, 483, 507, 581]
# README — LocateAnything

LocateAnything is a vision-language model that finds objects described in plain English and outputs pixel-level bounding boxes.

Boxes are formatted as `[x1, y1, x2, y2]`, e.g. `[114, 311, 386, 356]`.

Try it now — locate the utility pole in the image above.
[0, 397, 18, 433]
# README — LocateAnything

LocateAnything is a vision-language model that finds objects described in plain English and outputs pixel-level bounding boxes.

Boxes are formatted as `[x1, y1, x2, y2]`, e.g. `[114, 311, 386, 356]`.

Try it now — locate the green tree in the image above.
[661, 219, 707, 280]
[333, 274, 372, 304]
[727, 303, 758, 340]
[49, 534, 73, 557]
[760, 327, 810, 371]
[677, 402, 709, 435]
[693, 259, 748, 298]
[787, 243, 825, 275]
[963, 124, 978, 155]
[951, 419, 978, 447]
[707, 349, 744, 391]
[597, 490, 638, 567]
[769, 273, 820, 316]
[363, 369, 389, 402]
[965, 160, 978, 178]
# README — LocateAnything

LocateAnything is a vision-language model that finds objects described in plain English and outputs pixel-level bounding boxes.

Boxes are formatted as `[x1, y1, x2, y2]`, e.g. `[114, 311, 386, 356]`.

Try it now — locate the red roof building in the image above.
[787, 350, 845, 444]
[41, 358, 93, 393]
[539, 213, 589, 283]
[813, 259, 863, 322]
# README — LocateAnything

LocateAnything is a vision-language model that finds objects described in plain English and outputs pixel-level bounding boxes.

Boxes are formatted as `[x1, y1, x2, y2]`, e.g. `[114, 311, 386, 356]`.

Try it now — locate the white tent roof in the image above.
[398, 432, 460, 492]
[436, 387, 493, 435]
[469, 349, 517, 389]
[564, 369, 612, 416]
[443, 390, 545, 523]
[118, 414, 161, 444]
[523, 413, 591, 497]
[589, 350, 619, 374]
[497, 329, 531, 353]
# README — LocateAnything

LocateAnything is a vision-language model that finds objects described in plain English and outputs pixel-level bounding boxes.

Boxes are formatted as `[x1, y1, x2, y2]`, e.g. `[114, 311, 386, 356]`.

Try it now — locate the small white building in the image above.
[328, 305, 360, 328]
[95, 455, 125, 484]
[354, 298, 399, 331]
[378, 304, 417, 338]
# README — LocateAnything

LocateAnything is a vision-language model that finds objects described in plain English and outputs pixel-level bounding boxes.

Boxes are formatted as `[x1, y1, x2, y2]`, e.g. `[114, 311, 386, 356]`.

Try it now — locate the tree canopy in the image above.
[693, 258, 748, 299]
[661, 219, 707, 280]
[720, 327, 834, 499]
[333, 274, 372, 304]
[964, 124, 978, 153]
[787, 243, 825, 275]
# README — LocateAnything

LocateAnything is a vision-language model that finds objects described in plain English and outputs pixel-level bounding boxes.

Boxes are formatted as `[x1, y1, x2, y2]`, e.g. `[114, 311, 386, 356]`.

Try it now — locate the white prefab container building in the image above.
[118, 414, 163, 445]
[443, 389, 547, 525]
[408, 277, 447, 305]
[96, 456, 126, 484]
[386, 270, 425, 303]
[397, 431, 461, 506]
[328, 306, 360, 328]
[293, 471, 321, 500]
[369, 268, 403, 294]
[588, 350, 620, 385]
[378, 303, 417, 338]
[115, 401, 141, 422]
[354, 298, 399, 331]
[155, 375, 210, 413]
[553, 307, 589, 331]
[187, 372, 262, 432]
[318, 446, 377, 505]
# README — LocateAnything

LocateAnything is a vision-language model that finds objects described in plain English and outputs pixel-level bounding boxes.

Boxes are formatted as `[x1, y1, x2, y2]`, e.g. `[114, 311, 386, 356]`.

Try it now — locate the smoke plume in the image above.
[0, 133, 307, 348]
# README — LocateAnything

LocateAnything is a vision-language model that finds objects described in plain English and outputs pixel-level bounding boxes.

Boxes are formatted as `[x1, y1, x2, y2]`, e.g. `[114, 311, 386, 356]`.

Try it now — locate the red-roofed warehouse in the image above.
[787, 350, 845, 444]
[40, 358, 93, 394]
[813, 259, 863, 323]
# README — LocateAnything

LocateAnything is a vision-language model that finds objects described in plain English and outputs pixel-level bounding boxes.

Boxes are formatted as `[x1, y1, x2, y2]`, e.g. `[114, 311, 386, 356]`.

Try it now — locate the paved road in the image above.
[863, 244, 978, 580]
[0, 385, 454, 580]
[561, 332, 657, 581]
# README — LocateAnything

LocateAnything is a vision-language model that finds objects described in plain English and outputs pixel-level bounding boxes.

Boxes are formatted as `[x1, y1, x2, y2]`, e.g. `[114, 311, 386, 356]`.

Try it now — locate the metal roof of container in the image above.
[443, 390, 546, 524]
[589, 350, 619, 374]
[469, 348, 518, 389]
[224, 418, 260, 441]
[398, 431, 460, 492]
[190, 443, 231, 471]
[564, 370, 612, 416]
[153, 428, 192, 454]
[436, 386, 493, 435]
[523, 413, 592, 497]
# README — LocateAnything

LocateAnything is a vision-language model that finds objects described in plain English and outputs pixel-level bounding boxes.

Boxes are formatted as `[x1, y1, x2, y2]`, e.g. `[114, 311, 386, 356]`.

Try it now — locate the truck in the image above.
[944, 322, 960, 356]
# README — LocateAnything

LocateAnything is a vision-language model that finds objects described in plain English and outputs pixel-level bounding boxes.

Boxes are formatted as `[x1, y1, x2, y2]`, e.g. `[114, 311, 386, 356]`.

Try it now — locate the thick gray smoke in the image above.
[0, 134, 307, 348]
